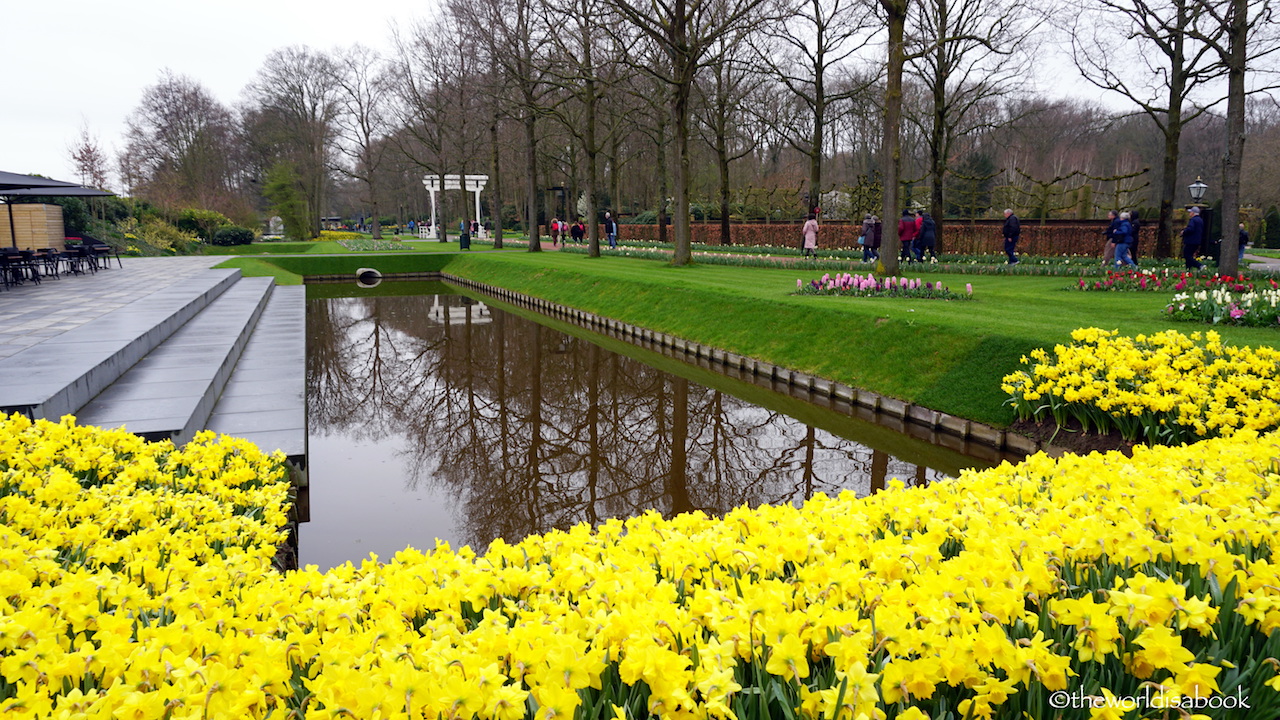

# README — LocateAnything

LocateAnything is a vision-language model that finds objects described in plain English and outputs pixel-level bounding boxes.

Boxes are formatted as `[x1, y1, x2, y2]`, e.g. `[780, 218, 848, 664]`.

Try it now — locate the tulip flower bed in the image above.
[794, 273, 972, 299]
[1074, 270, 1263, 293]
[1166, 287, 1280, 326]
[7, 413, 1280, 720]
[1003, 327, 1280, 444]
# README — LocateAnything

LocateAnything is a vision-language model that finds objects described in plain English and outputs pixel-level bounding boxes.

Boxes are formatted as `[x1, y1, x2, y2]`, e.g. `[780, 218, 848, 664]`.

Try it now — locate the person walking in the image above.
[1002, 208, 1021, 264]
[570, 218, 585, 244]
[1181, 207, 1205, 270]
[550, 217, 561, 246]
[916, 211, 938, 261]
[897, 209, 917, 262]
[1114, 212, 1136, 267]
[1103, 210, 1119, 264]
[1239, 223, 1250, 262]
[801, 213, 819, 257]
[868, 215, 882, 261]
[860, 214, 875, 262]
[603, 212, 618, 249]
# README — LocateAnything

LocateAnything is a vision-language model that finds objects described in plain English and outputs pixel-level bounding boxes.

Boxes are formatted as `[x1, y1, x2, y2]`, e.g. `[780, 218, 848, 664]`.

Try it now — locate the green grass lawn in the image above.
[223, 249, 1280, 427]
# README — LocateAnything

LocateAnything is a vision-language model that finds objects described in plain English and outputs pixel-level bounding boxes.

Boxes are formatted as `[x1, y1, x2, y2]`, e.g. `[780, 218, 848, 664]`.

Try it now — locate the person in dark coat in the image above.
[915, 212, 938, 261]
[1103, 210, 1119, 264]
[866, 215, 882, 261]
[898, 209, 917, 262]
[860, 214, 874, 262]
[1239, 223, 1250, 261]
[1114, 212, 1136, 267]
[1182, 207, 1205, 270]
[1002, 208, 1020, 264]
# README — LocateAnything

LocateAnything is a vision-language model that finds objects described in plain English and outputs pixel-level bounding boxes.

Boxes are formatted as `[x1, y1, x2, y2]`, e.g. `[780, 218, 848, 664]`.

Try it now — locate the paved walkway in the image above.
[1245, 251, 1280, 273]
[0, 256, 225, 361]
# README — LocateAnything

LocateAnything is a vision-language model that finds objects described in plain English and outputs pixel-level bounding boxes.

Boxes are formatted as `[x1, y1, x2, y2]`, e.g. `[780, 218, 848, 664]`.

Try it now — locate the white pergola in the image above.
[421, 174, 488, 239]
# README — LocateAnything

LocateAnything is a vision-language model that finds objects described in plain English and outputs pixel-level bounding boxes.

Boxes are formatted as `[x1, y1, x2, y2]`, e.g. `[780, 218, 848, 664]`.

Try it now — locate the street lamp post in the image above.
[1188, 177, 1217, 264]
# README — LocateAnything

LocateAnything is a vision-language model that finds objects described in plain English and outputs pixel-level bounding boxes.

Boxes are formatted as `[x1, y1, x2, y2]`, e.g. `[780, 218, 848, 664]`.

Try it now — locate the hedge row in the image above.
[619, 222, 1157, 258]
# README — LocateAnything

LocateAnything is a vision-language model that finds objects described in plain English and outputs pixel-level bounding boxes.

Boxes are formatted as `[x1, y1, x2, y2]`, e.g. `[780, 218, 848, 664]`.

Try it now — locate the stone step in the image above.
[75, 277, 276, 443]
[0, 269, 241, 420]
[207, 285, 307, 466]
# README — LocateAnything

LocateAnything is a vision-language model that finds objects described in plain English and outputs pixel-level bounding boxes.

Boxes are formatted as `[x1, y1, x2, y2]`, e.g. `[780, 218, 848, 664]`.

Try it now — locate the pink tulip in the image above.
[966, 283, 973, 294]
[797, 279, 802, 288]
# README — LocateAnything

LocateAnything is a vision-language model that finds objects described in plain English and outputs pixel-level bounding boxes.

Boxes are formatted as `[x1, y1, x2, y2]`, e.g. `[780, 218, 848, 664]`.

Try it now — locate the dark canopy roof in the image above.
[1, 186, 114, 199]
[0, 171, 80, 191]
[0, 174, 115, 248]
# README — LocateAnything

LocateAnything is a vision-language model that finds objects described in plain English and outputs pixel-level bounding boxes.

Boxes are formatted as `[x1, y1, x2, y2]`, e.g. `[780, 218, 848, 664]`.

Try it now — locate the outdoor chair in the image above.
[0, 249, 41, 287]
[77, 235, 121, 269]
[34, 248, 61, 279]
[63, 245, 97, 275]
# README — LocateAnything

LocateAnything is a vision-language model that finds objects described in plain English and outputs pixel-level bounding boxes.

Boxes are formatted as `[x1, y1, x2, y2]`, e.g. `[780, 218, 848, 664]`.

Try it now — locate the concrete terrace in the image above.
[0, 256, 306, 465]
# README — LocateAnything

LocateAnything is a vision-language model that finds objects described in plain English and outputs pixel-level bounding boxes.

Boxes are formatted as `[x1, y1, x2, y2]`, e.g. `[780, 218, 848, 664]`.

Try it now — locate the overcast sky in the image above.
[2, 0, 428, 186]
[3, 0, 1120, 190]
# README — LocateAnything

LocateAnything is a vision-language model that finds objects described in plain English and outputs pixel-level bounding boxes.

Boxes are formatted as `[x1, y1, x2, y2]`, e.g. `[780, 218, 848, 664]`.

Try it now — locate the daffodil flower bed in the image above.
[6, 413, 1280, 719]
[1004, 327, 1280, 444]
[1166, 287, 1280, 326]
[794, 273, 972, 299]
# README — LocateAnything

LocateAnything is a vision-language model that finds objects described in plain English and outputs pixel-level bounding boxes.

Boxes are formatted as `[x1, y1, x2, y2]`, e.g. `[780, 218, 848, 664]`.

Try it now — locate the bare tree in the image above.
[604, 0, 782, 265]
[454, 0, 553, 251]
[695, 37, 761, 244]
[753, 0, 876, 210]
[122, 70, 243, 214]
[391, 14, 477, 243]
[537, 0, 626, 256]
[68, 122, 111, 190]
[1186, 0, 1278, 274]
[330, 45, 392, 238]
[244, 47, 340, 238]
[906, 0, 1035, 246]
[1070, 0, 1223, 258]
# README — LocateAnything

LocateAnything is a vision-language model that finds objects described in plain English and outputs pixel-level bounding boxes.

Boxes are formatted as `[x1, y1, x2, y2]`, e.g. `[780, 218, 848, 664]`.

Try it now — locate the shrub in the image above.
[176, 208, 232, 240]
[118, 217, 199, 254]
[211, 225, 256, 246]
[1263, 206, 1280, 249]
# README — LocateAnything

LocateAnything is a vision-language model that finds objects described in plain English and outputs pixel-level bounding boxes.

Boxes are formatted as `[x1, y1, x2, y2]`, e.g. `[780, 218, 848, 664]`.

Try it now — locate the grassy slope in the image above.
[224, 250, 1280, 426]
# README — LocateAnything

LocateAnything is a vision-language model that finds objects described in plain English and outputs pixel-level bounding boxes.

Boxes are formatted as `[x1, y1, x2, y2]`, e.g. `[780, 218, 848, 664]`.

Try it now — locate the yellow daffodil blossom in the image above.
[2, 414, 1280, 719]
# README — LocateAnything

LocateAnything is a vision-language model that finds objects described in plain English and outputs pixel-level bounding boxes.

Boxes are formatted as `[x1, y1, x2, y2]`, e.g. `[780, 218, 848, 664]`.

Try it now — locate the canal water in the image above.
[301, 282, 1006, 570]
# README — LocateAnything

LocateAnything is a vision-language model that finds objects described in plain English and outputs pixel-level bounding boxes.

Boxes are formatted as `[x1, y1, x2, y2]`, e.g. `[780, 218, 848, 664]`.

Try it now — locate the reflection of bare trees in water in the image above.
[307, 293, 946, 551]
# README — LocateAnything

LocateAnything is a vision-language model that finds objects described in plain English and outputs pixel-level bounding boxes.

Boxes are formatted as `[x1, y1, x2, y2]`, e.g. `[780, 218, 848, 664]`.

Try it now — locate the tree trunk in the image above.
[671, 59, 693, 265]
[879, 0, 907, 275]
[657, 94, 669, 246]
[716, 105, 732, 246]
[928, 9, 946, 251]
[1217, 0, 1247, 276]
[810, 51, 825, 214]
[437, 172, 449, 243]
[1156, 20, 1188, 260]
[525, 112, 541, 252]
[586, 75, 601, 258]
[491, 104, 505, 249]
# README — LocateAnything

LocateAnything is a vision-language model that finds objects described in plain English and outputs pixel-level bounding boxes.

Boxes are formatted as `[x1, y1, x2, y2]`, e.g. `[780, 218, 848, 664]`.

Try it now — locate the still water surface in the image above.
[301, 283, 1000, 570]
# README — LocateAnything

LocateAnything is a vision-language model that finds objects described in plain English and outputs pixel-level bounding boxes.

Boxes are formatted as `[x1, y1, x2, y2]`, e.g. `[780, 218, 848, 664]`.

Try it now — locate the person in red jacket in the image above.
[897, 209, 918, 262]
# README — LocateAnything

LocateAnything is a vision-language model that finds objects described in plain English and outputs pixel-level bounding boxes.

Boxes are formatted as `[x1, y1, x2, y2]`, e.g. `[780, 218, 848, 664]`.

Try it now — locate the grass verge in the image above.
[223, 250, 1280, 427]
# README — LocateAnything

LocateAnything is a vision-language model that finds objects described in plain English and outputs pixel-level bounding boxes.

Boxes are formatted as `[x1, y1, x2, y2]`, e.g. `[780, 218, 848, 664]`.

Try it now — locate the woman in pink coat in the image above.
[801, 213, 819, 257]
